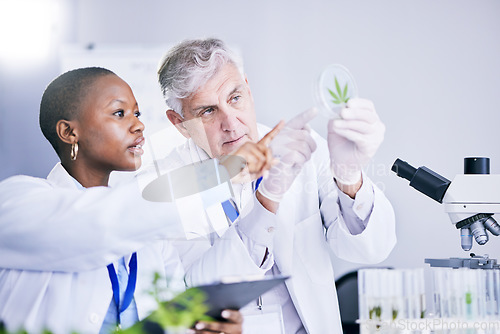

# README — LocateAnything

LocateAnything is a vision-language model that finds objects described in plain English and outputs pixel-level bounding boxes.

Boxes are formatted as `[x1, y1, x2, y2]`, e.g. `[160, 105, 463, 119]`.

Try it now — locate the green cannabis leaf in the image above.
[328, 76, 350, 104]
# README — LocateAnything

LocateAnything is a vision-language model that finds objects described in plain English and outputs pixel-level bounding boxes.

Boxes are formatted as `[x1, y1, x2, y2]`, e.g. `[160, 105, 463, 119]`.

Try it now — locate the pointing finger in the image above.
[259, 120, 285, 146]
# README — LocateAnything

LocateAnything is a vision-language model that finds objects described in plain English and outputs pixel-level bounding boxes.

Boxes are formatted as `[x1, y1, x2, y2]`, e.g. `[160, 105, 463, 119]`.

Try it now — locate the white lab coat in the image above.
[151, 124, 397, 334]
[0, 163, 185, 334]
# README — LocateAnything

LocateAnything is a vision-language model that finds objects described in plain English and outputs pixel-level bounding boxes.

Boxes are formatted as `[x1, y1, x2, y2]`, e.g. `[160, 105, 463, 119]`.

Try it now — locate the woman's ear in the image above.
[166, 109, 191, 139]
[56, 119, 78, 144]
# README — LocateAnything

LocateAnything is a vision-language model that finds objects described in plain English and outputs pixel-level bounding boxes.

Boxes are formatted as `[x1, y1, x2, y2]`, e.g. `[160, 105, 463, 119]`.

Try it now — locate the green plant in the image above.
[120, 272, 211, 334]
[0, 272, 211, 334]
[368, 306, 382, 320]
[392, 309, 398, 321]
[328, 76, 349, 104]
[465, 291, 472, 305]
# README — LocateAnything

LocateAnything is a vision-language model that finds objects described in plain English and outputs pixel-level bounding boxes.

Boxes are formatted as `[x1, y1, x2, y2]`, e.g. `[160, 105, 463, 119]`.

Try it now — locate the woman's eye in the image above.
[113, 110, 124, 117]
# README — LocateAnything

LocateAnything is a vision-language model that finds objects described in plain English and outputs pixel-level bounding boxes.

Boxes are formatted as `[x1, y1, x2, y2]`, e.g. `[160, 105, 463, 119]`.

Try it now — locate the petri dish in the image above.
[313, 64, 358, 118]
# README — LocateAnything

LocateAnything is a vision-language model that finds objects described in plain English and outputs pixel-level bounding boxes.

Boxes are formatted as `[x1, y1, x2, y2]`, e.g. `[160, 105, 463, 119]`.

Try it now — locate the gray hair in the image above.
[157, 38, 244, 116]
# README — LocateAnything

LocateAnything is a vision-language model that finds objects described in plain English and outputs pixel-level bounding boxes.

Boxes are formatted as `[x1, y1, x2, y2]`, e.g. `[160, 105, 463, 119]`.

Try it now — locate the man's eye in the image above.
[201, 108, 214, 116]
[135, 110, 141, 118]
[231, 95, 241, 103]
[114, 110, 124, 117]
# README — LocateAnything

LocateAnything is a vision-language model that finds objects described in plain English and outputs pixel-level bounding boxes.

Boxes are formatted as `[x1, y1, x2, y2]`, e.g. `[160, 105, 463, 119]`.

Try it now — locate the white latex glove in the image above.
[328, 98, 385, 185]
[258, 108, 318, 202]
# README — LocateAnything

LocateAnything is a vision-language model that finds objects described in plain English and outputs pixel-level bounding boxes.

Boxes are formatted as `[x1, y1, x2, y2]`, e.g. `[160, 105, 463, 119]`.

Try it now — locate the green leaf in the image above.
[342, 82, 348, 100]
[392, 309, 398, 320]
[328, 88, 340, 100]
[465, 292, 472, 304]
[328, 89, 342, 104]
[335, 76, 342, 98]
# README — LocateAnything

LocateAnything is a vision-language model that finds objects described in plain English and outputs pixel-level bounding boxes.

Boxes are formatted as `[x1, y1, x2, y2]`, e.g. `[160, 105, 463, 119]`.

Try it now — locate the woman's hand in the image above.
[189, 309, 243, 334]
[220, 121, 284, 184]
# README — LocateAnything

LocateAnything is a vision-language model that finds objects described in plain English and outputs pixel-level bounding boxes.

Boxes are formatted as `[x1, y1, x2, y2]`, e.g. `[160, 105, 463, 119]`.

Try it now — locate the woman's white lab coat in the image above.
[158, 125, 397, 334]
[0, 163, 185, 334]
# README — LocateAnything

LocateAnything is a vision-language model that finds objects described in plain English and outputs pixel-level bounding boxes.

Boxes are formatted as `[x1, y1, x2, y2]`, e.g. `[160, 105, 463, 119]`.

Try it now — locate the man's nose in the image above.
[219, 106, 239, 131]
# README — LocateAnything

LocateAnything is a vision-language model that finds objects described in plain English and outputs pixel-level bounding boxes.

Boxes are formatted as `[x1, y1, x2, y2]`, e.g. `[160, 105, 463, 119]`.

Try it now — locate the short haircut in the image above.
[39, 67, 115, 155]
[157, 38, 244, 116]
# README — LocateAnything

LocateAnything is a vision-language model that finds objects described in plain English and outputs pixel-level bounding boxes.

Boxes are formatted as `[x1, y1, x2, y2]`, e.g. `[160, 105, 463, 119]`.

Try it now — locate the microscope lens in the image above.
[483, 217, 500, 236]
[460, 228, 472, 251]
[469, 221, 489, 245]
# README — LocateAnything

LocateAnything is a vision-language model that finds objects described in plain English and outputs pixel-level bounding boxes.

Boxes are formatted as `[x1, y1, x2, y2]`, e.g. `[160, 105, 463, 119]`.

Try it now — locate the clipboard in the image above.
[137, 275, 290, 333]
[190, 275, 289, 319]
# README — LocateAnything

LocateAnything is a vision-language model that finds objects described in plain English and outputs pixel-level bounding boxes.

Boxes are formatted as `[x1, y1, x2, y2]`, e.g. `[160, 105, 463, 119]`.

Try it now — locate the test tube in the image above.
[438, 268, 451, 318]
[486, 269, 496, 318]
[432, 268, 443, 318]
[358, 269, 381, 321]
[358, 269, 368, 321]
[476, 269, 486, 319]
[495, 269, 500, 318]
[379, 269, 392, 321]
[450, 268, 464, 319]
[416, 268, 426, 319]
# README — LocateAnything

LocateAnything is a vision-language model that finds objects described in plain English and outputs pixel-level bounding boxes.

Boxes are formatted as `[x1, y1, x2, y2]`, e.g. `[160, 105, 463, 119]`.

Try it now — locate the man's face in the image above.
[168, 63, 259, 159]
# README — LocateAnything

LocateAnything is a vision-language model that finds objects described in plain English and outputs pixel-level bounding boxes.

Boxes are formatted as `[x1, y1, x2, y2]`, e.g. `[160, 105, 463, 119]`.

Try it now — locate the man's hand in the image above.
[328, 98, 385, 195]
[190, 309, 243, 334]
[258, 108, 318, 204]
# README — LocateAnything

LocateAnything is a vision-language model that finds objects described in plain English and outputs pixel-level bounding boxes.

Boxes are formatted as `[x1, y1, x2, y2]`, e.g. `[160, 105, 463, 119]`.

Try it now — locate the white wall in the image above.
[1, 0, 499, 277]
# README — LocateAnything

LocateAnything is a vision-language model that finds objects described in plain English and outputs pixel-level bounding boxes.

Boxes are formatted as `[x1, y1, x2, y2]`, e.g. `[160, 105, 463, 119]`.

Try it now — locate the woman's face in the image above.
[75, 74, 145, 172]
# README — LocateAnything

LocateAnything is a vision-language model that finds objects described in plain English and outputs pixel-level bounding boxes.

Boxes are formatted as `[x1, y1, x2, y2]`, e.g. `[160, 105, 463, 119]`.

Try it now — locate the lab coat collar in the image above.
[187, 138, 210, 163]
[46, 162, 84, 190]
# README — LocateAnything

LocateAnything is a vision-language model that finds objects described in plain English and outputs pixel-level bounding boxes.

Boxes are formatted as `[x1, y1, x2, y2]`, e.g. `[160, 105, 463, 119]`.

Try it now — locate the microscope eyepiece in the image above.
[391, 159, 417, 181]
[391, 158, 451, 203]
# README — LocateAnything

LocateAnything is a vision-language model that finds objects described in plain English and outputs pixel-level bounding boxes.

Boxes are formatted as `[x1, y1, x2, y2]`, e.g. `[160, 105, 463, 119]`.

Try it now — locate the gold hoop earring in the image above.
[70, 142, 79, 161]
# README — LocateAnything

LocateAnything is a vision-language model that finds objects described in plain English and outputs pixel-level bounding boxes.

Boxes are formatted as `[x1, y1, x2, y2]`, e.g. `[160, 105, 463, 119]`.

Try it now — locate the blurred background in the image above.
[1, 0, 499, 278]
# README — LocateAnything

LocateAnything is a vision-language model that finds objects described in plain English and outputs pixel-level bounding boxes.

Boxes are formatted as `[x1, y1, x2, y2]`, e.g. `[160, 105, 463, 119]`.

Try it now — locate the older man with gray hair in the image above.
[154, 38, 396, 334]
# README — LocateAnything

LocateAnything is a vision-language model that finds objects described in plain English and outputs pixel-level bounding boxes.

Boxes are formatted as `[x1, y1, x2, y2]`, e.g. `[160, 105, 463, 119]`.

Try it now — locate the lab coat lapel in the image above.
[272, 203, 295, 277]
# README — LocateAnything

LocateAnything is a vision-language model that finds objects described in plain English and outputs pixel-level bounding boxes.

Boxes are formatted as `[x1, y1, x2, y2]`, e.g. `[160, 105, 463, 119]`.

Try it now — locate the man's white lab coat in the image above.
[0, 163, 185, 334]
[152, 125, 397, 334]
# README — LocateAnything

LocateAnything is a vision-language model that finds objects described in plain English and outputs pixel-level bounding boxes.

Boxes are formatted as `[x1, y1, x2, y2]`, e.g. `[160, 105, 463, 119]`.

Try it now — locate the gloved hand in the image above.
[258, 108, 318, 202]
[328, 98, 385, 185]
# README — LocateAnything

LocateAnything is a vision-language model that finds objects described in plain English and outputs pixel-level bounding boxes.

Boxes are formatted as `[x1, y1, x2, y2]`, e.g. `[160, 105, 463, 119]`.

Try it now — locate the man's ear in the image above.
[244, 74, 254, 101]
[56, 119, 78, 144]
[166, 109, 191, 139]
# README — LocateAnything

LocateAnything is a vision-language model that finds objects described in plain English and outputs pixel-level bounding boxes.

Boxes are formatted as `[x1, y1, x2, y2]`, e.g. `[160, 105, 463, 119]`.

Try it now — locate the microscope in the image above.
[392, 157, 500, 269]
